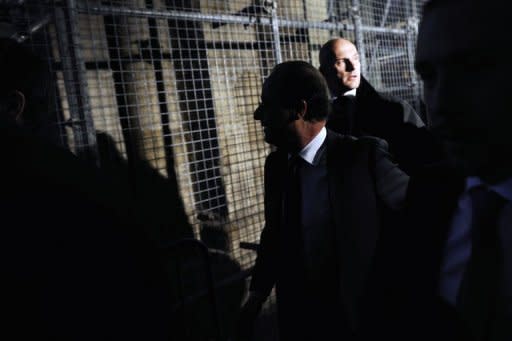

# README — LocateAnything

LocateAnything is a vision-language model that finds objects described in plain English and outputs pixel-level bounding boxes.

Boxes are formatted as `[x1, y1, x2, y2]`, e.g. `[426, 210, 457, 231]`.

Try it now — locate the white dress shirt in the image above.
[330, 88, 357, 102]
[292, 126, 327, 165]
[439, 176, 512, 306]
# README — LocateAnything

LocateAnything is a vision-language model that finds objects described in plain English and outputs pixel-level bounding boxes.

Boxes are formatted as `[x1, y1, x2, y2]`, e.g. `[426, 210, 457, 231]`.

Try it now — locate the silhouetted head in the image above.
[0, 38, 56, 140]
[319, 38, 361, 96]
[253, 61, 330, 152]
[416, 0, 511, 183]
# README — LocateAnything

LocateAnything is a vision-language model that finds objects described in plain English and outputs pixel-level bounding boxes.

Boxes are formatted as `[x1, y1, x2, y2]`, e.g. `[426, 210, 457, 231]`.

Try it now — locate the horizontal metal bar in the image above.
[380, 85, 417, 93]
[79, 4, 259, 25]
[240, 241, 258, 251]
[77, 4, 408, 35]
[377, 51, 407, 62]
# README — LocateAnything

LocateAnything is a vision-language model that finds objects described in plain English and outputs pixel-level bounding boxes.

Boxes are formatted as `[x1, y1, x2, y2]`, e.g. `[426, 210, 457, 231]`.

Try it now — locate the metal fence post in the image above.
[54, 0, 99, 164]
[269, 1, 282, 64]
[406, 15, 421, 111]
[350, 0, 367, 76]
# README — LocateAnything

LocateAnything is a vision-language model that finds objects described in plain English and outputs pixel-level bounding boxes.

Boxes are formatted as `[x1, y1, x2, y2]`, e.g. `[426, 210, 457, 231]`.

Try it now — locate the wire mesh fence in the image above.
[0, 0, 423, 339]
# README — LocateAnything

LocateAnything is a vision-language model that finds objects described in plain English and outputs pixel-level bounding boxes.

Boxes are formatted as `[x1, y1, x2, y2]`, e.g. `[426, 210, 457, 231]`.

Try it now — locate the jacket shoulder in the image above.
[328, 130, 388, 152]
[377, 92, 425, 128]
[326, 130, 390, 168]
[354, 135, 389, 151]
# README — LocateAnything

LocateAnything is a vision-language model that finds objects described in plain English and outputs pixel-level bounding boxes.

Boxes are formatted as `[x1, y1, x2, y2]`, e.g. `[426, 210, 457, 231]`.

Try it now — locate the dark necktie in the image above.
[457, 186, 506, 340]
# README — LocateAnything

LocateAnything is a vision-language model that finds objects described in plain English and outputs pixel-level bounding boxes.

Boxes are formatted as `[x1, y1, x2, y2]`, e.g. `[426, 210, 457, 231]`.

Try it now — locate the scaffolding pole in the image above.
[350, 0, 367, 76]
[406, 15, 420, 111]
[76, 4, 408, 35]
[54, 0, 99, 164]
[270, 1, 282, 64]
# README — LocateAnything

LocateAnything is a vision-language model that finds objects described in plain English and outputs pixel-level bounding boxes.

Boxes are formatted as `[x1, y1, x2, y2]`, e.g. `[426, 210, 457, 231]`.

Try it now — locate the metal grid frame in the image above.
[1, 1, 423, 339]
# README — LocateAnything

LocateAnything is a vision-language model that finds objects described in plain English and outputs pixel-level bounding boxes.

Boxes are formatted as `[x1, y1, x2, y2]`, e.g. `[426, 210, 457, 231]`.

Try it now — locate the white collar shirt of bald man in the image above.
[439, 176, 512, 308]
[330, 87, 357, 102]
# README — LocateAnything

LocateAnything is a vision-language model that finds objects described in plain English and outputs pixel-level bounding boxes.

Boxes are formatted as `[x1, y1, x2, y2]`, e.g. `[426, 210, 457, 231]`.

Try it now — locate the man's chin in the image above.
[448, 147, 511, 184]
[445, 143, 483, 173]
[264, 135, 283, 148]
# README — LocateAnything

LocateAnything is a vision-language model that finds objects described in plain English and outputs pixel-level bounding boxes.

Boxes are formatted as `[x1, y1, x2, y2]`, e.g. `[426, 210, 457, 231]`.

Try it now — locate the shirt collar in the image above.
[331, 88, 357, 101]
[343, 88, 357, 96]
[466, 176, 512, 202]
[291, 127, 326, 165]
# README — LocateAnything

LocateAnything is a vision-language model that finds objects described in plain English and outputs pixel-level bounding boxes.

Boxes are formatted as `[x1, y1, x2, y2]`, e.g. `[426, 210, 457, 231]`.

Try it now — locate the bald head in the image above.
[319, 38, 361, 95]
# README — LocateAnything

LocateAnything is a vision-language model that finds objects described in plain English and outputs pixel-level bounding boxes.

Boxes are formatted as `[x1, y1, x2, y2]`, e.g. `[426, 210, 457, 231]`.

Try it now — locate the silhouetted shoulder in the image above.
[379, 92, 425, 128]
[355, 135, 389, 151]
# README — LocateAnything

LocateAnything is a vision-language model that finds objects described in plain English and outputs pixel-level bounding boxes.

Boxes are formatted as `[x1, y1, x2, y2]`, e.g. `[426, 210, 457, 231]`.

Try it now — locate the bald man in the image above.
[319, 38, 444, 175]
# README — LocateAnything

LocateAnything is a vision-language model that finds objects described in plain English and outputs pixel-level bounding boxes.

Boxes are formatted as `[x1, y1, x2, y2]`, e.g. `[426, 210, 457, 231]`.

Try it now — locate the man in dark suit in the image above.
[0, 38, 171, 341]
[237, 61, 409, 340]
[319, 38, 444, 175]
[395, 1, 512, 340]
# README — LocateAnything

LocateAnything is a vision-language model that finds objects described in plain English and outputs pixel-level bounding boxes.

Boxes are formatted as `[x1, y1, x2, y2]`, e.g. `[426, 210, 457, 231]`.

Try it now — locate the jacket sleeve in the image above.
[249, 153, 279, 299]
[360, 136, 410, 211]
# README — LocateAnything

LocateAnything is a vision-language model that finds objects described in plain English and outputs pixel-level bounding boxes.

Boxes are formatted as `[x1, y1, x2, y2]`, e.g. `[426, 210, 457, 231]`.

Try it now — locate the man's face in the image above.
[416, 2, 511, 181]
[253, 78, 299, 151]
[332, 39, 361, 91]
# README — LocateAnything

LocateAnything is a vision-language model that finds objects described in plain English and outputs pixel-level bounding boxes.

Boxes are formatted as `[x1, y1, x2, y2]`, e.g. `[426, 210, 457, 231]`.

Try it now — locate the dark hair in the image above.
[318, 38, 339, 79]
[0, 38, 55, 138]
[265, 60, 330, 121]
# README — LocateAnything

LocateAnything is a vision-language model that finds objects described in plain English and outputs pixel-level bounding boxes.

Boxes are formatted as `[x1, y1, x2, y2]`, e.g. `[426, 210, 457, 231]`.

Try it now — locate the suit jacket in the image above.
[0, 119, 172, 341]
[328, 76, 445, 175]
[250, 130, 409, 340]
[381, 165, 470, 341]
[388, 166, 512, 341]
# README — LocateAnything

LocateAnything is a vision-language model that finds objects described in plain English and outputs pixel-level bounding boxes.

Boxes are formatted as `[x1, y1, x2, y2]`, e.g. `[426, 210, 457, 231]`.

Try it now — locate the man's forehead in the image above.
[334, 41, 357, 56]
[260, 87, 282, 108]
[261, 79, 276, 100]
[262, 73, 286, 97]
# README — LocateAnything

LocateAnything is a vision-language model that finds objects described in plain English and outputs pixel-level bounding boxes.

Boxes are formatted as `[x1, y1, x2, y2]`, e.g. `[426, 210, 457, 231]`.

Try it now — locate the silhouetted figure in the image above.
[0, 38, 171, 341]
[96, 131, 245, 340]
[238, 61, 410, 340]
[385, 1, 512, 340]
[319, 38, 445, 175]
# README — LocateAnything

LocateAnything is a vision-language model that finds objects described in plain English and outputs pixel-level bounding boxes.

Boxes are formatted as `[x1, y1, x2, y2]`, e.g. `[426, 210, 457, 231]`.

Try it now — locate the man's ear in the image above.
[5, 90, 26, 125]
[297, 100, 307, 120]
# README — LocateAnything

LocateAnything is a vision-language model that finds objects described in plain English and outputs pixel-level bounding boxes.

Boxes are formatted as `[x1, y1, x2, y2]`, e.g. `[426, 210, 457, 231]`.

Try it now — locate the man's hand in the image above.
[235, 292, 266, 341]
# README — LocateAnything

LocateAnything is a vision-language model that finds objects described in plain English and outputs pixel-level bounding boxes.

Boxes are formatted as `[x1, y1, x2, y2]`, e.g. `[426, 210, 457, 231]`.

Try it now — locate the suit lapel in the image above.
[266, 149, 288, 233]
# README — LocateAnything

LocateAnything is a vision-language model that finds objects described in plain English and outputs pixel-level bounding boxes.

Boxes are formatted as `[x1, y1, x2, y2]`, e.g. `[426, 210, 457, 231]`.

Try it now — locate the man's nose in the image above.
[253, 105, 263, 121]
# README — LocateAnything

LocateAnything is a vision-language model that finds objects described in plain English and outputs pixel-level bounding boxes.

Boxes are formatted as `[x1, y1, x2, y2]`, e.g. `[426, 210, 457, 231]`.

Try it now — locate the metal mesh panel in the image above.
[1, 0, 424, 339]
[359, 0, 422, 110]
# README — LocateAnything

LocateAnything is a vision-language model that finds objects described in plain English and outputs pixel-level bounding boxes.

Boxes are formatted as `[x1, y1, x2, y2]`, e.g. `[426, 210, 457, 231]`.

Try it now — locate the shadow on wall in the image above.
[96, 131, 246, 340]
